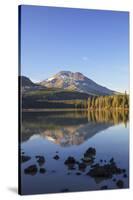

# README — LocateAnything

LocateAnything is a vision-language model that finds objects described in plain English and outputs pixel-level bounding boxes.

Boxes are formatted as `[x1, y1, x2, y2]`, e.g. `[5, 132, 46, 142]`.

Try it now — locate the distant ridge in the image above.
[20, 76, 45, 92]
[20, 76, 35, 87]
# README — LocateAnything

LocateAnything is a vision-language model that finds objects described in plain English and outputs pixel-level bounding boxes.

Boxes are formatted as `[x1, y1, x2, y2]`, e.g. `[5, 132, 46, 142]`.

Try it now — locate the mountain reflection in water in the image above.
[21, 110, 129, 146]
[20, 110, 129, 194]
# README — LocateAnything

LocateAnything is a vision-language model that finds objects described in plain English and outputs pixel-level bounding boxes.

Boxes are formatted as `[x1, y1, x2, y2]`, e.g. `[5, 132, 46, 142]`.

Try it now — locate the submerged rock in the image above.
[61, 188, 69, 192]
[53, 155, 60, 160]
[39, 168, 46, 174]
[24, 165, 37, 175]
[78, 162, 86, 171]
[21, 155, 31, 163]
[109, 158, 115, 164]
[113, 178, 116, 182]
[51, 170, 56, 173]
[100, 185, 108, 190]
[122, 169, 126, 173]
[123, 174, 127, 178]
[36, 155, 45, 166]
[76, 172, 81, 175]
[116, 180, 124, 188]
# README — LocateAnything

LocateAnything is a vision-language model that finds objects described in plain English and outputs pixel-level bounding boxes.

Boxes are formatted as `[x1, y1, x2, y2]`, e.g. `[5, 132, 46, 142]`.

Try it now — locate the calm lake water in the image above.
[20, 110, 129, 195]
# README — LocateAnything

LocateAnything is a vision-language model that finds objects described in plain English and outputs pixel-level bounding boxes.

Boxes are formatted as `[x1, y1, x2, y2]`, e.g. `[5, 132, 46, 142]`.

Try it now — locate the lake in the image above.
[20, 110, 129, 195]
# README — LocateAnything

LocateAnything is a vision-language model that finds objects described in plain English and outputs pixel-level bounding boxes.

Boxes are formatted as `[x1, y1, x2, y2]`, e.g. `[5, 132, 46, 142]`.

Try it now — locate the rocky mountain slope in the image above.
[39, 71, 115, 96]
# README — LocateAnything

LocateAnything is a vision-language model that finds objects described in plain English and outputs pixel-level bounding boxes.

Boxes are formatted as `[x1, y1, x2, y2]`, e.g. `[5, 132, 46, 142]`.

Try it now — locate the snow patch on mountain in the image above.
[47, 77, 55, 81]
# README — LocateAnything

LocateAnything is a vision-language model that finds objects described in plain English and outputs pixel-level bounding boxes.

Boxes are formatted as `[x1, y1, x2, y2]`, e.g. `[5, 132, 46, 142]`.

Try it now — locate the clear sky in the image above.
[20, 5, 129, 92]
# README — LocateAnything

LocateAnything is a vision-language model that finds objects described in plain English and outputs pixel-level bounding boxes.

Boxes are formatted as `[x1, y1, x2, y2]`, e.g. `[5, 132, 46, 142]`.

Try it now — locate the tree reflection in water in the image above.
[21, 110, 129, 145]
[20, 110, 129, 194]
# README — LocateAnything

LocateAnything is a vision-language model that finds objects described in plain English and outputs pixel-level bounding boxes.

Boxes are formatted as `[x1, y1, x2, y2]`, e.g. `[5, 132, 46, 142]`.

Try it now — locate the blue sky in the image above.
[20, 5, 129, 92]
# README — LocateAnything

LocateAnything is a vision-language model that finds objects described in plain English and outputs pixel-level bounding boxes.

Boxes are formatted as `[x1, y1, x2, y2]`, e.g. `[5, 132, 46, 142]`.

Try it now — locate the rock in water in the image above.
[116, 180, 124, 188]
[100, 185, 108, 190]
[36, 155, 45, 166]
[39, 168, 46, 174]
[53, 155, 60, 160]
[24, 165, 38, 175]
[21, 155, 31, 163]
[84, 147, 96, 158]
[64, 156, 76, 165]
[64, 156, 76, 170]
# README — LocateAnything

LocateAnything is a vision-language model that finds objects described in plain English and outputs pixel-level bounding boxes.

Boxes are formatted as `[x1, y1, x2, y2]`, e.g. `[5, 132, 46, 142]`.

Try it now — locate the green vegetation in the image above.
[24, 88, 69, 96]
[23, 88, 90, 100]
[22, 86, 129, 110]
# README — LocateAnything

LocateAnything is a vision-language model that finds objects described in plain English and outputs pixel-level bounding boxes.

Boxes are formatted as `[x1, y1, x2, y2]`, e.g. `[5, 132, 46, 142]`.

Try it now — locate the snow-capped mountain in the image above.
[39, 71, 115, 96]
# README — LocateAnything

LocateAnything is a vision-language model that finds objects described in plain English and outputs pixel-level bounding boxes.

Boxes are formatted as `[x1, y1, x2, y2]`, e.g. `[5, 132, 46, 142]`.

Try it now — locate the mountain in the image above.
[39, 71, 115, 96]
[22, 111, 113, 143]
[20, 76, 45, 93]
[20, 76, 35, 87]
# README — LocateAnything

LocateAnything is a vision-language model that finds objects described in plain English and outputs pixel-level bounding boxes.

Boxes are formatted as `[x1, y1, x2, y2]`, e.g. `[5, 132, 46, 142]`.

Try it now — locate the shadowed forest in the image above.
[22, 92, 129, 110]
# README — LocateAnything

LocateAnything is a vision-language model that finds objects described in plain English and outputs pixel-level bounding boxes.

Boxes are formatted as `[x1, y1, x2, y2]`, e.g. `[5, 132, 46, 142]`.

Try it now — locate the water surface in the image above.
[20, 110, 129, 195]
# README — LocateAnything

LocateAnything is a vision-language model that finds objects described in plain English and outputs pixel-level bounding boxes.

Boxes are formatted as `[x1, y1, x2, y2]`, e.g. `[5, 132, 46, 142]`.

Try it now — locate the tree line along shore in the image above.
[22, 93, 129, 110]
[87, 93, 129, 110]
